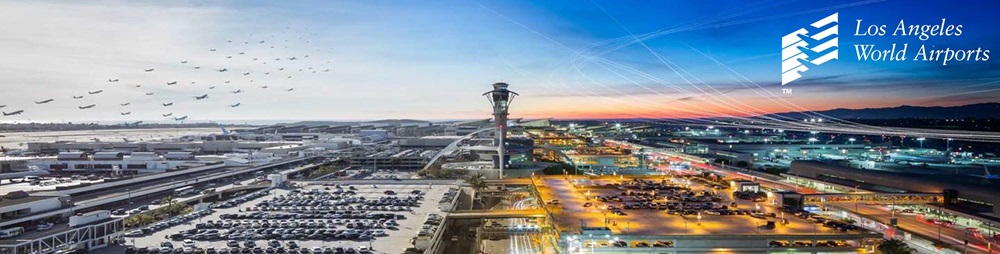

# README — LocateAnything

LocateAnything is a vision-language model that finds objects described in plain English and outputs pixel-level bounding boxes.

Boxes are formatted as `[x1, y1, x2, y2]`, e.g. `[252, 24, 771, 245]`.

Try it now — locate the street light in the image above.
[848, 138, 856, 145]
[917, 137, 926, 149]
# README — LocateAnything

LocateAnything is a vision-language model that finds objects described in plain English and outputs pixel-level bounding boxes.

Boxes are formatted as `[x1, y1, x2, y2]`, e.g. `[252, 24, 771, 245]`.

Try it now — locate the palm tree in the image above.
[467, 173, 487, 209]
[877, 239, 914, 254]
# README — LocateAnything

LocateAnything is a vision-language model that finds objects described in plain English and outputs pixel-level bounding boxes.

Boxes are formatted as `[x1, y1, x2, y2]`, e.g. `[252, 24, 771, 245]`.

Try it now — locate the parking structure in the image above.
[127, 182, 451, 254]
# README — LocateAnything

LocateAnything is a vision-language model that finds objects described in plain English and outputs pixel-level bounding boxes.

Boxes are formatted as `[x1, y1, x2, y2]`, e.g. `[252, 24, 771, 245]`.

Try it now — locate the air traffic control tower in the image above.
[483, 82, 518, 179]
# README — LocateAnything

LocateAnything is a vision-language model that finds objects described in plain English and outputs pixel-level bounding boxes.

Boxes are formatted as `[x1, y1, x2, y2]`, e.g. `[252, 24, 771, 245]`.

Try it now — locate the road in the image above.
[831, 203, 996, 254]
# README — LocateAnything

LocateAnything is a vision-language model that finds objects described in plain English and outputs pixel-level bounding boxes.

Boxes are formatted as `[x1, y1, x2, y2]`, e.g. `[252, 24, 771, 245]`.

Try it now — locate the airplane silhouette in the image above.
[2, 110, 24, 116]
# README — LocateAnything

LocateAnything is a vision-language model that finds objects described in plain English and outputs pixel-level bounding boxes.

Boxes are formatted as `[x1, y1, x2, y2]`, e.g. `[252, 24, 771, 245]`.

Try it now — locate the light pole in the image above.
[483, 82, 518, 179]
[917, 137, 926, 149]
[848, 137, 856, 145]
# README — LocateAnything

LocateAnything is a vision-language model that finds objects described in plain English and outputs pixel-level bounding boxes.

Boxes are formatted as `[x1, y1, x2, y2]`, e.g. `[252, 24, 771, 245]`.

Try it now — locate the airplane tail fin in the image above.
[985, 165, 995, 178]
[221, 127, 231, 135]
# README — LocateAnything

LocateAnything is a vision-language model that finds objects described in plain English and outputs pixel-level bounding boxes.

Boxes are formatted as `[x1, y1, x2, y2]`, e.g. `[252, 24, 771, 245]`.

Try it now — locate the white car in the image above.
[36, 223, 53, 231]
[183, 239, 195, 247]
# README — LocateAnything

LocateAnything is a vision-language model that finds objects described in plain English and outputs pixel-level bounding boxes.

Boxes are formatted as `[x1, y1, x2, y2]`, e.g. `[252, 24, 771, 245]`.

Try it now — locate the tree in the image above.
[877, 239, 914, 254]
[467, 173, 488, 208]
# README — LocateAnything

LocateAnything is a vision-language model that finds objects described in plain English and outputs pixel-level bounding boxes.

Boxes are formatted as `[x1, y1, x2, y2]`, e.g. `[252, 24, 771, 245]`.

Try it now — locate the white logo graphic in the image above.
[782, 13, 839, 85]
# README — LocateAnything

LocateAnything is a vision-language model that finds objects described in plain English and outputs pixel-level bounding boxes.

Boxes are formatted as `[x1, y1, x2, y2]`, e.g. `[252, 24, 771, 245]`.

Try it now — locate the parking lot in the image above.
[128, 181, 453, 253]
[537, 175, 856, 235]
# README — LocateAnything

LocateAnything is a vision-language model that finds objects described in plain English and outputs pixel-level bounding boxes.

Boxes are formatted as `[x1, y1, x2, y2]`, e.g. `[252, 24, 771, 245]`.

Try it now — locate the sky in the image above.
[0, 0, 998, 123]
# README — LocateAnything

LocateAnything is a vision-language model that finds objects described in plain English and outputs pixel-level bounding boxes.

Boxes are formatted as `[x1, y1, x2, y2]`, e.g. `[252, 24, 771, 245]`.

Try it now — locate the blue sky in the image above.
[0, 0, 998, 122]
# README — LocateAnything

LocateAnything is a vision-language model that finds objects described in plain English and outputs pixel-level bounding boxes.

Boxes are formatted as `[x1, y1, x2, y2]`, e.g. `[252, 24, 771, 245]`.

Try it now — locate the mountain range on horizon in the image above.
[768, 102, 1000, 119]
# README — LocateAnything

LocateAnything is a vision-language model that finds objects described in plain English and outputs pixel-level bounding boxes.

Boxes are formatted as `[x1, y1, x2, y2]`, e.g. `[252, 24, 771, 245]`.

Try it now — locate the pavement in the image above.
[536, 175, 840, 235]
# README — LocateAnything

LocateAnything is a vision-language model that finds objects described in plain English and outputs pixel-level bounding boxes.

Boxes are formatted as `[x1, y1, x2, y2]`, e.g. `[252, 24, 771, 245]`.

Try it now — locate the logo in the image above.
[782, 13, 839, 85]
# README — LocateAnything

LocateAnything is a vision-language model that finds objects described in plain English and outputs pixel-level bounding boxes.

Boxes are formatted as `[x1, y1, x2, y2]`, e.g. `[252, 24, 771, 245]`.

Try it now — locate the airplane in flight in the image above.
[194, 66, 201, 69]
[208, 86, 216, 90]
[35, 99, 54, 104]
[243, 72, 250, 75]
[2, 110, 24, 116]
[279, 68, 285, 71]
[228, 103, 241, 107]
[253, 58, 258, 61]
[0, 105, 6, 108]
[72, 95, 84, 99]
[135, 84, 141, 88]
[78, 104, 96, 109]
[323, 69, 330, 72]
[226, 56, 232, 59]
[217, 68, 228, 72]
[162, 113, 173, 117]
[144, 68, 155, 72]
[285, 88, 294, 92]
[210, 48, 216, 51]
[121, 112, 131, 115]
[145, 92, 154, 96]
[123, 121, 143, 126]
[108, 79, 119, 82]
[225, 80, 231, 84]
[173, 116, 188, 121]
[194, 94, 209, 100]
[259, 40, 265, 43]
[287, 76, 292, 79]
[88, 90, 104, 95]
[167, 81, 177, 85]
[120, 102, 130, 106]
[260, 86, 269, 89]
[288, 57, 297, 60]
[238, 52, 245, 55]
[231, 89, 243, 94]
[162, 103, 173, 106]
[264, 72, 270, 75]
[180, 60, 188, 64]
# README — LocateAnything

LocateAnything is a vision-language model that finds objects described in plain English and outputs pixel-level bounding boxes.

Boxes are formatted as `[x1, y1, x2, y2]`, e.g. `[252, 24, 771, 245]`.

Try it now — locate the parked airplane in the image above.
[228, 103, 241, 107]
[78, 104, 96, 109]
[34, 99, 54, 104]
